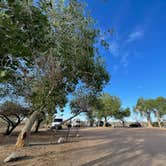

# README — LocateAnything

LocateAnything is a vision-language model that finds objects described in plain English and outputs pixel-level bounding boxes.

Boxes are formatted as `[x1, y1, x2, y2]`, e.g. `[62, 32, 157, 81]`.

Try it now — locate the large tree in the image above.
[135, 97, 166, 128]
[3, 0, 111, 147]
[153, 97, 166, 128]
[135, 98, 155, 128]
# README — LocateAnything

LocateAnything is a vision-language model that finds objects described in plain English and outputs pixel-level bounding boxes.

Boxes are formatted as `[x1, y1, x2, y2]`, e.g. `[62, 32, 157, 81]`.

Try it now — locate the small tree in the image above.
[95, 94, 121, 126]
[0, 101, 29, 135]
[114, 108, 130, 127]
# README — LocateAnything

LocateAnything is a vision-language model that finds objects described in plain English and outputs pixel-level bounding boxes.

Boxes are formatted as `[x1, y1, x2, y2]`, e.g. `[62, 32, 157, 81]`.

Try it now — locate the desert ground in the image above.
[0, 127, 166, 166]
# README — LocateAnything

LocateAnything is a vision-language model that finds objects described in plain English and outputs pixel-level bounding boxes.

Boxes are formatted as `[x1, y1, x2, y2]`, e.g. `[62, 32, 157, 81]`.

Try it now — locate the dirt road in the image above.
[1, 128, 166, 166]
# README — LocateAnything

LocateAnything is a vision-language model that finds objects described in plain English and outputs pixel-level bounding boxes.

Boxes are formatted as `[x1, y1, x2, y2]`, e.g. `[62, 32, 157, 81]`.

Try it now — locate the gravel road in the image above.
[79, 128, 166, 166]
[1, 128, 166, 166]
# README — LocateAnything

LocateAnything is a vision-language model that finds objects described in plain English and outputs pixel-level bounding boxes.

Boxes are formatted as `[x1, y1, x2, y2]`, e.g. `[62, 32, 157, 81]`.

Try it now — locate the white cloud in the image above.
[108, 29, 144, 72]
[126, 30, 144, 43]
[109, 42, 120, 57]
[120, 52, 130, 67]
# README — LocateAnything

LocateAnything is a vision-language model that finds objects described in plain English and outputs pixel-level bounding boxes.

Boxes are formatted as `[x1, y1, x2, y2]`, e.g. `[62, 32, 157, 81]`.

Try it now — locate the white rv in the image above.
[51, 117, 63, 130]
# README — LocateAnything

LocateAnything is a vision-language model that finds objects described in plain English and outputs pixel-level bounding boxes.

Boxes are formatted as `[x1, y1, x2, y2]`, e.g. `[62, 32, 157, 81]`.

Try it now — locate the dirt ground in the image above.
[1, 127, 166, 166]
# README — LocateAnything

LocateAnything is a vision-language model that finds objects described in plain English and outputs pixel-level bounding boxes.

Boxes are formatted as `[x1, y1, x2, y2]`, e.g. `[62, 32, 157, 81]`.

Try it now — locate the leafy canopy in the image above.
[0, 0, 110, 116]
[94, 94, 121, 120]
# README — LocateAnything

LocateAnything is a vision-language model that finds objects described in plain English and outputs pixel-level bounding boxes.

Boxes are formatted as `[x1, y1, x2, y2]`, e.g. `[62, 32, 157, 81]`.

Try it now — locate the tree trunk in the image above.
[103, 117, 107, 127]
[97, 121, 99, 127]
[15, 111, 41, 147]
[158, 119, 161, 128]
[147, 113, 153, 128]
[60, 111, 82, 125]
[34, 119, 43, 133]
[0, 114, 21, 135]
[156, 111, 161, 128]
[5, 122, 11, 135]
[89, 120, 94, 127]
[122, 120, 125, 127]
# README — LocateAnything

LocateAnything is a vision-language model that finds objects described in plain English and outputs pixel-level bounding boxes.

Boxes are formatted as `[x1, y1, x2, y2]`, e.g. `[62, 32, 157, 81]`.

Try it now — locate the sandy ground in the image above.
[0, 127, 166, 166]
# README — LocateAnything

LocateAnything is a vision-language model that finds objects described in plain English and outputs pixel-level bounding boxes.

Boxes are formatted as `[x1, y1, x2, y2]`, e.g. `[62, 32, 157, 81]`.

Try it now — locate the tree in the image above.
[114, 108, 130, 127]
[69, 86, 96, 117]
[95, 94, 121, 126]
[0, 101, 29, 135]
[135, 98, 155, 128]
[0, 0, 50, 81]
[86, 110, 96, 127]
[153, 97, 166, 128]
[12, 0, 110, 147]
[135, 97, 166, 128]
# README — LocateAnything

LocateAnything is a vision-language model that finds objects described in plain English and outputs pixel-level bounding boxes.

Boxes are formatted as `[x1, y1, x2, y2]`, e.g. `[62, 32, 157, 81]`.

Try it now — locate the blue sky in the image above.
[85, 0, 166, 109]
[2, 0, 166, 122]
[61, 0, 166, 121]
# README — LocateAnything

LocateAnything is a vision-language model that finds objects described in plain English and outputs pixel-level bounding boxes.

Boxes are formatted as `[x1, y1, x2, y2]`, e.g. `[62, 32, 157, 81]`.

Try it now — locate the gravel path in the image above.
[1, 128, 166, 166]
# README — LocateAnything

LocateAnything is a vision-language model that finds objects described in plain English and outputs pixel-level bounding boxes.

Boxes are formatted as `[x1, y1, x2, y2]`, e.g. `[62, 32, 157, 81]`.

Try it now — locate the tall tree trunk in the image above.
[90, 120, 94, 127]
[158, 119, 161, 128]
[103, 117, 107, 127]
[15, 111, 41, 147]
[147, 113, 152, 128]
[157, 115, 161, 128]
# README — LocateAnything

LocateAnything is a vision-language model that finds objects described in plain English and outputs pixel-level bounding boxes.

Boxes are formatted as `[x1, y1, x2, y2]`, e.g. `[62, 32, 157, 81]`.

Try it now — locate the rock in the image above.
[76, 133, 80, 137]
[4, 152, 19, 163]
[57, 137, 65, 144]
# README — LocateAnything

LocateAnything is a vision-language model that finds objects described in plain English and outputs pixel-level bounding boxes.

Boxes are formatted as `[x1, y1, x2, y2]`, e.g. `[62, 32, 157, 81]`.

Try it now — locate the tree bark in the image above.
[89, 120, 94, 127]
[103, 117, 107, 127]
[34, 119, 43, 133]
[158, 119, 161, 128]
[15, 111, 41, 147]
[147, 113, 153, 128]
[8, 115, 22, 135]
[156, 111, 162, 128]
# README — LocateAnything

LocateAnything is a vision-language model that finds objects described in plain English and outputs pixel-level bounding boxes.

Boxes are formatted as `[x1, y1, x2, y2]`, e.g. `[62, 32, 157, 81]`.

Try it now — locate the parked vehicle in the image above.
[72, 119, 81, 127]
[51, 117, 63, 130]
[105, 122, 111, 127]
[129, 122, 142, 128]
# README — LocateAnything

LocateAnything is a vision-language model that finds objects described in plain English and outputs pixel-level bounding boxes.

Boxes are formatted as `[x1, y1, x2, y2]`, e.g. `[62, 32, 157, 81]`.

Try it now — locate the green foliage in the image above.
[0, 101, 29, 116]
[135, 97, 166, 127]
[0, 0, 110, 117]
[94, 93, 121, 121]
[114, 108, 130, 121]
[70, 86, 97, 114]
[0, 0, 50, 75]
[136, 97, 166, 117]
[135, 98, 153, 115]
[154, 97, 166, 117]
